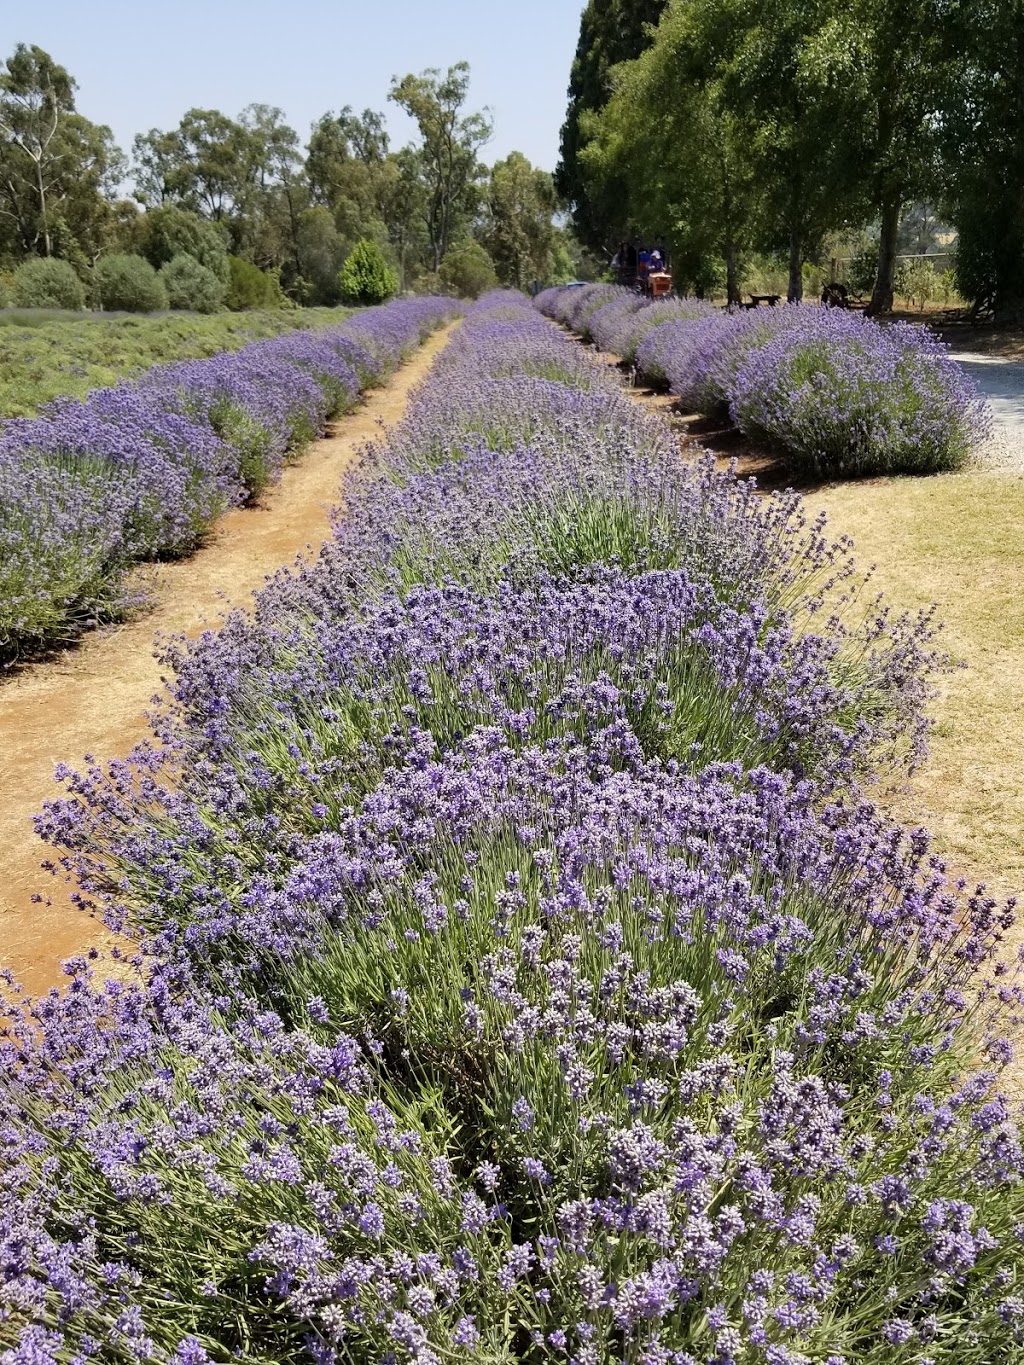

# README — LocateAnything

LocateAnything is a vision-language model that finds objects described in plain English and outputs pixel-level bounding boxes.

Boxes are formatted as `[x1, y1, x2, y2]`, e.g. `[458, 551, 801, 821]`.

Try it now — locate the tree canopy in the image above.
[563, 0, 1024, 319]
[0, 48, 566, 308]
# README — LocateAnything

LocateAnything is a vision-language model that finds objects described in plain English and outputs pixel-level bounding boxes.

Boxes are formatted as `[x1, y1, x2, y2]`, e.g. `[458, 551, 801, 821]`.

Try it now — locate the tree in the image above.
[942, 0, 1024, 323]
[556, 0, 668, 253]
[133, 110, 258, 222]
[0, 44, 121, 263]
[136, 205, 230, 280]
[0, 44, 75, 256]
[234, 104, 302, 269]
[834, 0, 948, 314]
[484, 152, 557, 291]
[288, 205, 348, 304]
[307, 107, 390, 240]
[579, 2, 759, 303]
[438, 240, 498, 298]
[338, 237, 398, 304]
[717, 0, 867, 301]
[389, 63, 492, 271]
[132, 126, 191, 208]
[375, 147, 429, 290]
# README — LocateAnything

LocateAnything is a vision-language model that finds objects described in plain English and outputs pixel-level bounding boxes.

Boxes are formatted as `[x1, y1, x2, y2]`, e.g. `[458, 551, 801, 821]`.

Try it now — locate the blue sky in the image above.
[5, 1, 584, 173]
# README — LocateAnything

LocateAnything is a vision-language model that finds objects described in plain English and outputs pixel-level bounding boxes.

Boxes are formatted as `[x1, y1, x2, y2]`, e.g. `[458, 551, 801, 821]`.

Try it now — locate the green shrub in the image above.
[0, 274, 11, 307]
[338, 238, 399, 305]
[411, 269, 444, 296]
[160, 253, 226, 313]
[438, 240, 499, 298]
[224, 255, 283, 311]
[12, 257, 86, 310]
[137, 206, 230, 282]
[93, 254, 167, 313]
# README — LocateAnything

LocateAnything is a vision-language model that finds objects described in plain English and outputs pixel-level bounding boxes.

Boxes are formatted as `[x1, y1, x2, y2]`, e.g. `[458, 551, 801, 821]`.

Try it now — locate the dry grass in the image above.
[801, 469, 1024, 901]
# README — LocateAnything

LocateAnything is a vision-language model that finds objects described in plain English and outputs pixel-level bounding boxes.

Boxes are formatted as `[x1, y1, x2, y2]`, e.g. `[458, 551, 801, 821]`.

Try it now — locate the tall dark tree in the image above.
[721, 0, 867, 301]
[942, 0, 1024, 323]
[556, 0, 668, 253]
[842, 0, 947, 314]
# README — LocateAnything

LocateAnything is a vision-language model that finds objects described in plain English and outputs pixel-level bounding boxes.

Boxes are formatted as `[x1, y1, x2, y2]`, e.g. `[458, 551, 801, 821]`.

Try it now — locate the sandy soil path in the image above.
[0, 323, 457, 996]
[948, 351, 1024, 473]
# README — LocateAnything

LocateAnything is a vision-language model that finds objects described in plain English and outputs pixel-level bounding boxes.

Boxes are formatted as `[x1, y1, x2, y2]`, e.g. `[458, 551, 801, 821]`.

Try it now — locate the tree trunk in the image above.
[993, 183, 1024, 325]
[36, 160, 51, 257]
[787, 231, 803, 303]
[725, 240, 741, 308]
[867, 197, 901, 316]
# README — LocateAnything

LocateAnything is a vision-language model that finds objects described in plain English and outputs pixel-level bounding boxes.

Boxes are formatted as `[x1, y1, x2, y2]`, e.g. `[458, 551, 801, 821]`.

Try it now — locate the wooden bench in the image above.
[746, 293, 781, 308]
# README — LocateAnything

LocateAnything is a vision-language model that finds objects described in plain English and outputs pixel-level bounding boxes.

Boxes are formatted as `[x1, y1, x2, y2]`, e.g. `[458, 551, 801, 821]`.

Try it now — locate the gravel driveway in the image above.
[949, 352, 1024, 473]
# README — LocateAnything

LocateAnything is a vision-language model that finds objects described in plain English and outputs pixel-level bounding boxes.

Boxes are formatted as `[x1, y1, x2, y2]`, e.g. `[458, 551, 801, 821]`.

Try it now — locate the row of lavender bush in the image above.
[2, 294, 1021, 1365]
[536, 285, 991, 479]
[0, 297, 460, 663]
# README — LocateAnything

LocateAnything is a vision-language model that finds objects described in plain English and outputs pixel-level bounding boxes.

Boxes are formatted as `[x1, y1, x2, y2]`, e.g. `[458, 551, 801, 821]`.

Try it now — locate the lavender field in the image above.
[1, 293, 1021, 1365]
[538, 285, 992, 480]
[0, 297, 460, 663]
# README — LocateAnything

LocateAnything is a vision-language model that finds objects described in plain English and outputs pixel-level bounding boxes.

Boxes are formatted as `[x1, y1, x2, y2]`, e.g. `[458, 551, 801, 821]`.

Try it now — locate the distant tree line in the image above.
[558, 0, 1024, 323]
[0, 46, 579, 308]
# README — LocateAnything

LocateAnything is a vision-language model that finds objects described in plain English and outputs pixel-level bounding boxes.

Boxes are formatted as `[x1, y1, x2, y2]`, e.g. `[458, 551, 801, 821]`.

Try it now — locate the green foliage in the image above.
[12, 255, 86, 309]
[388, 63, 492, 271]
[93, 253, 167, 312]
[159, 252, 226, 312]
[0, 44, 125, 267]
[224, 254, 283, 310]
[942, 0, 1024, 322]
[894, 256, 940, 310]
[579, 4, 757, 303]
[850, 242, 880, 293]
[565, 0, 980, 313]
[137, 205, 230, 281]
[438, 240, 498, 298]
[0, 308, 350, 418]
[557, 0, 669, 251]
[338, 237, 398, 305]
[484, 151, 557, 290]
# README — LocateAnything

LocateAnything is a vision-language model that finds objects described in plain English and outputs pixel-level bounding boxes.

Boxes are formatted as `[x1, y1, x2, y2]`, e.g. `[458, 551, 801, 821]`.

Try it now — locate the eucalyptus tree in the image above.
[0, 43, 120, 260]
[484, 152, 557, 290]
[388, 63, 492, 272]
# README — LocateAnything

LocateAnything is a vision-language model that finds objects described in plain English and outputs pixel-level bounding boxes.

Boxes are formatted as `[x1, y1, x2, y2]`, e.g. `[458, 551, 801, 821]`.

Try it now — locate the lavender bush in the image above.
[730, 311, 991, 476]
[617, 298, 717, 368]
[2, 293, 1020, 1365]
[539, 285, 990, 473]
[0, 298, 459, 661]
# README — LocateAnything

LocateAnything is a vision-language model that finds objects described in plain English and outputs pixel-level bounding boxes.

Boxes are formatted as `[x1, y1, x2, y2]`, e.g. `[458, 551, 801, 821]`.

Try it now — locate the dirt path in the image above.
[0, 323, 457, 996]
[947, 351, 1024, 473]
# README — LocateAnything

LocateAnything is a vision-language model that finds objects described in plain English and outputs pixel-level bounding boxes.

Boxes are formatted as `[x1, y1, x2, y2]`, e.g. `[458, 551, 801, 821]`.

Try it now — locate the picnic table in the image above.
[746, 294, 781, 308]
